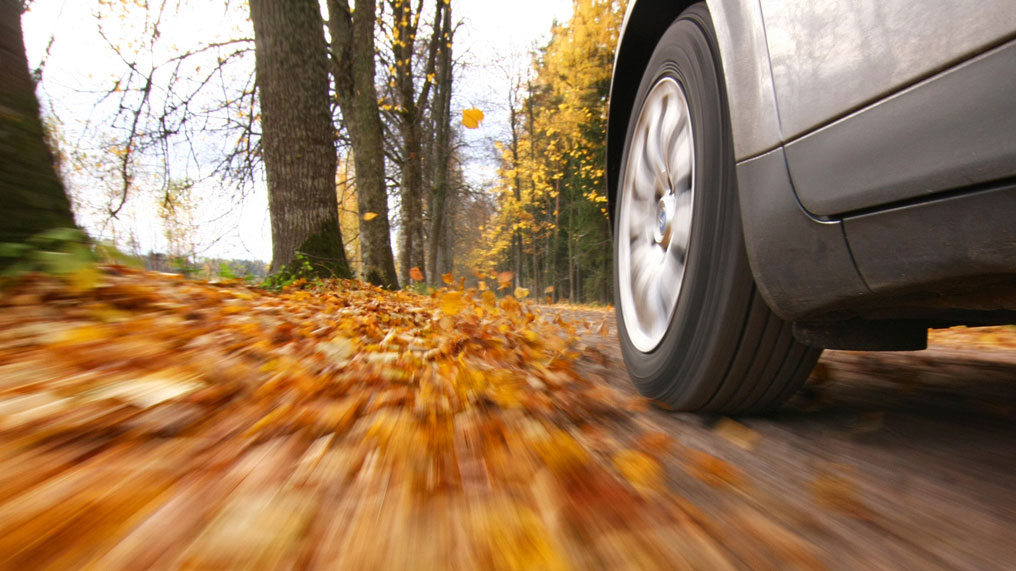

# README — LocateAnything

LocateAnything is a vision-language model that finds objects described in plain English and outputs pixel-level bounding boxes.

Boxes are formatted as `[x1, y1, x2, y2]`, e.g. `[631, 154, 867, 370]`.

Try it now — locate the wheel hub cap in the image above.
[617, 77, 695, 352]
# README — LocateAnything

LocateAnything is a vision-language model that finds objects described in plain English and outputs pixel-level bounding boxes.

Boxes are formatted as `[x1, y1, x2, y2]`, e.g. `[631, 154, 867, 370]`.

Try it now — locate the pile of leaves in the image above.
[0, 267, 759, 569]
[928, 325, 1016, 351]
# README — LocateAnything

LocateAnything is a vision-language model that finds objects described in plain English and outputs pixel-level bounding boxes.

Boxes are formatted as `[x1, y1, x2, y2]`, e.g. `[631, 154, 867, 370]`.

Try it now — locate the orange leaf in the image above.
[441, 272, 455, 285]
[810, 464, 870, 519]
[362, 212, 379, 221]
[496, 271, 513, 290]
[686, 449, 745, 489]
[409, 266, 424, 282]
[461, 107, 484, 129]
[613, 449, 664, 492]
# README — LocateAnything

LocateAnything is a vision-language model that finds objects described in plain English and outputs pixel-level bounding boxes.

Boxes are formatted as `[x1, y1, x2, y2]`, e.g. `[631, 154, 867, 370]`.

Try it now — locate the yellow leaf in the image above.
[543, 285, 555, 294]
[461, 107, 484, 129]
[478, 280, 487, 291]
[439, 291, 465, 315]
[362, 212, 379, 221]
[514, 287, 529, 299]
[613, 449, 663, 492]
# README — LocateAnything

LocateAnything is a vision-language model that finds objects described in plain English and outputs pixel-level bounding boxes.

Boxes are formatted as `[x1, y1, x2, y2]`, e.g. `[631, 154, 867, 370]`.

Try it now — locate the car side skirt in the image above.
[738, 148, 1016, 323]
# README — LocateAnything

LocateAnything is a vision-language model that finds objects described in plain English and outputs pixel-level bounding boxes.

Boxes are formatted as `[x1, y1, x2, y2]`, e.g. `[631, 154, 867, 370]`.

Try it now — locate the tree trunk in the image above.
[508, 95, 522, 288]
[552, 180, 560, 302]
[392, 0, 442, 284]
[328, 0, 399, 288]
[426, 0, 452, 285]
[0, 0, 76, 254]
[438, 177, 454, 275]
[249, 0, 350, 278]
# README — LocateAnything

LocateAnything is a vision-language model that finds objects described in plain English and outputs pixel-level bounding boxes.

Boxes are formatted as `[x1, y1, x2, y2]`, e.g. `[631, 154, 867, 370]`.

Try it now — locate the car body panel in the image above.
[761, 0, 1016, 141]
[608, 0, 1016, 323]
[707, 0, 783, 161]
[844, 184, 1016, 294]
[785, 37, 1016, 216]
[735, 148, 868, 320]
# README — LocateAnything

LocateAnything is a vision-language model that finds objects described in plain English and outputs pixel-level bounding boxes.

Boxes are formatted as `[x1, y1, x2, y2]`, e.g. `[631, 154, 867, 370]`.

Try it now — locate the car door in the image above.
[760, 0, 1016, 216]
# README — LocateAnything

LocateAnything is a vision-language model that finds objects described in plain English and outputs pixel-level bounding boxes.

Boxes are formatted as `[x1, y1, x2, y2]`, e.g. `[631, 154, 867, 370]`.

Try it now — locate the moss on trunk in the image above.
[298, 220, 352, 279]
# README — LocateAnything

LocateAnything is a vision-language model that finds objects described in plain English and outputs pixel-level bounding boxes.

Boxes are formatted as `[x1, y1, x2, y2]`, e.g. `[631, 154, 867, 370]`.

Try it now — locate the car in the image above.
[606, 0, 1016, 413]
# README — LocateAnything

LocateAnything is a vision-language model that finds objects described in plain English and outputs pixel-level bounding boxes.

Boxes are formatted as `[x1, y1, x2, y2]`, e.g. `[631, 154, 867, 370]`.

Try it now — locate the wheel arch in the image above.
[606, 0, 783, 230]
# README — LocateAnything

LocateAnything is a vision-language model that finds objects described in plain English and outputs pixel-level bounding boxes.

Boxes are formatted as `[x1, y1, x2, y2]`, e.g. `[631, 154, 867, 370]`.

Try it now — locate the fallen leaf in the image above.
[612, 449, 663, 493]
[713, 417, 760, 451]
[810, 464, 870, 519]
[439, 291, 465, 315]
[686, 449, 746, 489]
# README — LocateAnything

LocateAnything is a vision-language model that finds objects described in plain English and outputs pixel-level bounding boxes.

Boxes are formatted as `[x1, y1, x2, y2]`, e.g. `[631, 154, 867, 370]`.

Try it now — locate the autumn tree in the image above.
[250, 0, 351, 277]
[328, 0, 400, 288]
[0, 0, 77, 258]
[475, 0, 624, 303]
[425, 0, 454, 285]
[384, 0, 444, 284]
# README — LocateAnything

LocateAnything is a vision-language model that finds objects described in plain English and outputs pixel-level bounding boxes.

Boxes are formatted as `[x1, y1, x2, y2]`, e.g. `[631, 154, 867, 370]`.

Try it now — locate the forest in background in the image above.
[8, 0, 628, 304]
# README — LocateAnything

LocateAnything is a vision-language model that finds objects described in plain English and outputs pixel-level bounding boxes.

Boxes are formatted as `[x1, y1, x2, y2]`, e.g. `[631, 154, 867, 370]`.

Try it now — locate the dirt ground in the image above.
[567, 307, 1016, 570]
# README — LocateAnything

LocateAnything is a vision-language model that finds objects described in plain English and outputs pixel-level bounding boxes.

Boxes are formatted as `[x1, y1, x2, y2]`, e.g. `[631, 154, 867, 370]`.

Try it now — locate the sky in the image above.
[21, 0, 574, 263]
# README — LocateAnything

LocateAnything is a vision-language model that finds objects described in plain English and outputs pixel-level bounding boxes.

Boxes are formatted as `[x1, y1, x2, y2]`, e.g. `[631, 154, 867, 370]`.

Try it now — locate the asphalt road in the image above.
[568, 309, 1016, 570]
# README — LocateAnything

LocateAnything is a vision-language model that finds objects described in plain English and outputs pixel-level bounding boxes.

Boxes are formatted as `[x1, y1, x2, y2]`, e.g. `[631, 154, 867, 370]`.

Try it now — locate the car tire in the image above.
[613, 3, 821, 413]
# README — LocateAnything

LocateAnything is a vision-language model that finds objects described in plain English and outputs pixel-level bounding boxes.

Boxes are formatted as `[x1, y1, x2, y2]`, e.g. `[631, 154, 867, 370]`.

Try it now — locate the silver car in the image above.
[607, 0, 1016, 412]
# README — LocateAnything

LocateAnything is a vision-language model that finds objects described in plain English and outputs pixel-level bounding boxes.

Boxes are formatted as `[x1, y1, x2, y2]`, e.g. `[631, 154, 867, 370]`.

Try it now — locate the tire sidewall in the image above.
[613, 5, 745, 404]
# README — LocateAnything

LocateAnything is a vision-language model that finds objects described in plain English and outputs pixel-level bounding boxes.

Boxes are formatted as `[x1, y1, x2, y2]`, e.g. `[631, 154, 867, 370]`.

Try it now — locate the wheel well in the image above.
[606, 0, 696, 230]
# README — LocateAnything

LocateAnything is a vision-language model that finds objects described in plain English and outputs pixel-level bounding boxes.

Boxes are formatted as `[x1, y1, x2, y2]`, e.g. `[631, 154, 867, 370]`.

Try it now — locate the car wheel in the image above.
[613, 3, 821, 413]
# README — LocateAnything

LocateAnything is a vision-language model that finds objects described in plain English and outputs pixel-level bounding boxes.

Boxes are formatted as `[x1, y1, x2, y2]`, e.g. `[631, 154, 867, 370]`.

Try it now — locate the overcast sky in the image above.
[22, 0, 573, 263]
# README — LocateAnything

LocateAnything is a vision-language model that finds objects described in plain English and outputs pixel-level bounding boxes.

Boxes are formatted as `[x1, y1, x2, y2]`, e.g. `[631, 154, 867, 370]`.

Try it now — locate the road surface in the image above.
[568, 308, 1016, 570]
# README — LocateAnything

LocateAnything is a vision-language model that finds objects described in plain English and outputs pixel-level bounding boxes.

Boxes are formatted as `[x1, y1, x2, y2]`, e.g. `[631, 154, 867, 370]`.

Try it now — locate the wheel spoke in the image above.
[638, 134, 667, 198]
[659, 245, 684, 301]
[645, 93, 675, 187]
[669, 191, 693, 253]
[668, 127, 692, 192]
[627, 196, 651, 242]
[617, 77, 695, 352]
